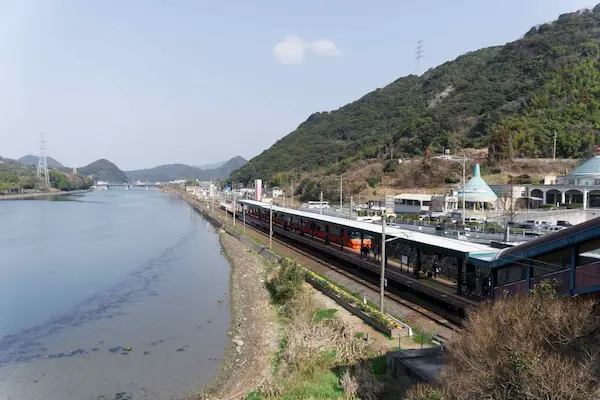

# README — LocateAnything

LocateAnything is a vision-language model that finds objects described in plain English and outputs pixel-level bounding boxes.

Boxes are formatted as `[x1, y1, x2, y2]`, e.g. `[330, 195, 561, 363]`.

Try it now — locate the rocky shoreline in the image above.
[186, 231, 277, 400]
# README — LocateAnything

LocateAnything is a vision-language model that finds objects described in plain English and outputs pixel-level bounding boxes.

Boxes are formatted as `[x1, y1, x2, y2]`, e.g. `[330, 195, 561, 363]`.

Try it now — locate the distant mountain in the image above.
[0, 156, 23, 166]
[126, 156, 247, 182]
[127, 163, 204, 182]
[195, 160, 226, 170]
[18, 155, 64, 168]
[79, 159, 128, 183]
[218, 156, 247, 178]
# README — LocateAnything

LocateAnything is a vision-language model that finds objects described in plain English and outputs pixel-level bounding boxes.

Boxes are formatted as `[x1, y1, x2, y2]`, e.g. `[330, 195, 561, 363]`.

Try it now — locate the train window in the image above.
[331, 226, 341, 236]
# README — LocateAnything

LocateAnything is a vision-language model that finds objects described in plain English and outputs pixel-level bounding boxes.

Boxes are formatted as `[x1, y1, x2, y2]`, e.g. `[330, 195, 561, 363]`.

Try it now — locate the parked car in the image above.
[518, 221, 535, 229]
[547, 226, 567, 233]
[556, 220, 573, 227]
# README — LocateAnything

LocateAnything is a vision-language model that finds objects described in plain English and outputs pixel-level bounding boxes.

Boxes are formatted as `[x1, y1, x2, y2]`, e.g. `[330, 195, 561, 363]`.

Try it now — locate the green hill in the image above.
[126, 156, 247, 182]
[17, 155, 64, 169]
[127, 163, 204, 182]
[232, 6, 600, 184]
[1, 156, 92, 193]
[79, 159, 128, 183]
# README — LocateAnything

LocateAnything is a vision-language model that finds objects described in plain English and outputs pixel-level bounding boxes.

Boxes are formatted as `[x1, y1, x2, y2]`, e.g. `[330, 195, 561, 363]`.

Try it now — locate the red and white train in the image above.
[235, 204, 372, 250]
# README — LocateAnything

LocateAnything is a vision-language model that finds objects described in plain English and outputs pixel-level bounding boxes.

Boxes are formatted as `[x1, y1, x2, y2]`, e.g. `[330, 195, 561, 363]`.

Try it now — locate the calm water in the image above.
[0, 190, 231, 400]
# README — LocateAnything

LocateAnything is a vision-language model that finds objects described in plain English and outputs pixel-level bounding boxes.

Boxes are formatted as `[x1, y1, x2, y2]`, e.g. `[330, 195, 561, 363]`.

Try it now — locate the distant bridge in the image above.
[94, 183, 166, 190]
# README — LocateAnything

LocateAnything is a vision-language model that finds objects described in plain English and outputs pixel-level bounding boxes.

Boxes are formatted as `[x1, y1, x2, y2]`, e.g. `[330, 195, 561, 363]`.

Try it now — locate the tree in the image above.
[405, 284, 600, 400]
[498, 182, 518, 224]
[184, 179, 199, 186]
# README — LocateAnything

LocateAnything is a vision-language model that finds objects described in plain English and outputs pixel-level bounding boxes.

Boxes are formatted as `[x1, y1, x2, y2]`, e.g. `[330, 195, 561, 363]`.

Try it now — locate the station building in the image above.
[492, 156, 600, 210]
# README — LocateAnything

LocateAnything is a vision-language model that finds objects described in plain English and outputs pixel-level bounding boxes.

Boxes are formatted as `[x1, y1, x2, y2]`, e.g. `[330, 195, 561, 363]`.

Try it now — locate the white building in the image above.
[393, 194, 433, 214]
[271, 188, 284, 198]
[491, 156, 600, 210]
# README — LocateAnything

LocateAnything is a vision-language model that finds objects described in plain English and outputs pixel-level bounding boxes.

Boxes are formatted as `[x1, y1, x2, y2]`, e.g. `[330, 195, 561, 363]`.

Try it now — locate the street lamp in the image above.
[233, 192, 236, 227]
[379, 212, 409, 314]
[269, 199, 273, 249]
[453, 156, 468, 223]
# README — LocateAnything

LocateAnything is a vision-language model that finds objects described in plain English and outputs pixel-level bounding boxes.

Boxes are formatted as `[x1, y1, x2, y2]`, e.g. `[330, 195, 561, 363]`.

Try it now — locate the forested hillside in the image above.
[232, 6, 600, 184]
[17, 155, 64, 168]
[126, 156, 247, 181]
[79, 159, 128, 183]
[0, 157, 92, 193]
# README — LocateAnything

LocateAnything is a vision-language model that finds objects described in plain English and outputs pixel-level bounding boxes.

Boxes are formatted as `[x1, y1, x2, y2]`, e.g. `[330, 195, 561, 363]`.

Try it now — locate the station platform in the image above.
[240, 212, 478, 311]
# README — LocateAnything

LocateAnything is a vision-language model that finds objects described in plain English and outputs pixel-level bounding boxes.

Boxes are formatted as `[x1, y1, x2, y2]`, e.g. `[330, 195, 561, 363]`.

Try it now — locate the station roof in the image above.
[472, 215, 600, 268]
[239, 199, 499, 259]
[393, 194, 435, 201]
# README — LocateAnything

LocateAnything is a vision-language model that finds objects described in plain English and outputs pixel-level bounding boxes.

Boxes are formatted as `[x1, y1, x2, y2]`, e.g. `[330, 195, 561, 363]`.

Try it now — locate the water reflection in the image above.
[0, 191, 231, 399]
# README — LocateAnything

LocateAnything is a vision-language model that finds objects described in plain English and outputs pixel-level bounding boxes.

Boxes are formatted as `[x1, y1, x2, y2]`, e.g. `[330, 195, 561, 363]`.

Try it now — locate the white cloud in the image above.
[273, 35, 308, 64]
[273, 36, 342, 64]
[308, 39, 343, 57]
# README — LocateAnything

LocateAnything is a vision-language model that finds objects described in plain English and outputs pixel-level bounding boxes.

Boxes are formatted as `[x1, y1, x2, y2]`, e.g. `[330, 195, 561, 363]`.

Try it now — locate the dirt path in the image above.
[186, 233, 277, 400]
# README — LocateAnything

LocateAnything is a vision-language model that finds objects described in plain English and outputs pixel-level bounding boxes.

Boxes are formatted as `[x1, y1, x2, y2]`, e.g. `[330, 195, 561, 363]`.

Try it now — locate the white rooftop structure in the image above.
[239, 199, 498, 259]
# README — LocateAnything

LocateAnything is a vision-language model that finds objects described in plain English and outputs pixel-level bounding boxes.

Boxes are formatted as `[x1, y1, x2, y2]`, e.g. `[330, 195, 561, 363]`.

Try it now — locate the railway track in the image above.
[257, 225, 459, 333]
[199, 203, 462, 337]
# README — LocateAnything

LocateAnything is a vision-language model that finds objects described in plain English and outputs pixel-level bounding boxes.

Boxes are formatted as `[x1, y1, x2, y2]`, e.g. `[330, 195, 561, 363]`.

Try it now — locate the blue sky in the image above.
[0, 0, 596, 170]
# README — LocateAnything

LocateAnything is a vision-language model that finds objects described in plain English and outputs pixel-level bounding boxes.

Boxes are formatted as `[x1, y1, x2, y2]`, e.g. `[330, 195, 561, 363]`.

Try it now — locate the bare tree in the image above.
[498, 182, 518, 224]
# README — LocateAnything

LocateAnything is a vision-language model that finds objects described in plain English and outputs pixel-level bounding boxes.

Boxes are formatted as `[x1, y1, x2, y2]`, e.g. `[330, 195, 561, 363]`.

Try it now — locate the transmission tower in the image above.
[37, 133, 50, 188]
[415, 40, 424, 75]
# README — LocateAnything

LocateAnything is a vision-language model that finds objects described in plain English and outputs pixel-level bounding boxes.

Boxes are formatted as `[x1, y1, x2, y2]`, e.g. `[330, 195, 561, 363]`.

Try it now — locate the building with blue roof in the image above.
[490, 156, 600, 210]
[457, 163, 498, 210]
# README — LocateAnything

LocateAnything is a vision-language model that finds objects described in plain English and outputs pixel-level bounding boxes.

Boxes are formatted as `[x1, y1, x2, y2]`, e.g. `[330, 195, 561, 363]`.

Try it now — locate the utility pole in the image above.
[211, 185, 215, 212]
[339, 175, 343, 215]
[37, 133, 50, 189]
[463, 157, 467, 222]
[290, 178, 294, 208]
[380, 210, 386, 313]
[320, 191, 324, 215]
[243, 206, 246, 233]
[73, 164, 77, 174]
[233, 193, 236, 227]
[350, 196, 353, 219]
[269, 200, 273, 249]
[454, 156, 468, 223]
[553, 130, 557, 160]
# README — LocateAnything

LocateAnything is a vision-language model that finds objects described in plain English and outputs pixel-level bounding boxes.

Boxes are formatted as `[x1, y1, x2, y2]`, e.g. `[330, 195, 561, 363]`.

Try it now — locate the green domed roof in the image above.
[569, 156, 600, 176]
[458, 164, 498, 202]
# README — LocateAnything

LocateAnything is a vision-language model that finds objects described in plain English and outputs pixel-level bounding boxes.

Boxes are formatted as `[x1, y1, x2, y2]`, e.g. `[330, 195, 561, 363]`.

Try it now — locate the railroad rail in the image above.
[193, 199, 462, 336]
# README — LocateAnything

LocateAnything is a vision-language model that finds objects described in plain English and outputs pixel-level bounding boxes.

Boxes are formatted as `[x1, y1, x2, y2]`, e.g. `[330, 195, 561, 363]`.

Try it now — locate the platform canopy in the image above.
[238, 199, 498, 260]
[457, 164, 498, 203]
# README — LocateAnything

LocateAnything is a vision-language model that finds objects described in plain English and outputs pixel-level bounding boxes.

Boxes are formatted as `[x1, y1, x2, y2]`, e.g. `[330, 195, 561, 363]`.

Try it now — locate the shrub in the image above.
[267, 258, 304, 308]
[366, 177, 380, 188]
[567, 203, 583, 209]
[405, 286, 600, 400]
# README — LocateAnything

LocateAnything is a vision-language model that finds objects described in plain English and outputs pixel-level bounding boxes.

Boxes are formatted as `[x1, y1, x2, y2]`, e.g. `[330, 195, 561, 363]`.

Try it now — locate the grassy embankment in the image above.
[225, 222, 435, 347]
[243, 257, 422, 400]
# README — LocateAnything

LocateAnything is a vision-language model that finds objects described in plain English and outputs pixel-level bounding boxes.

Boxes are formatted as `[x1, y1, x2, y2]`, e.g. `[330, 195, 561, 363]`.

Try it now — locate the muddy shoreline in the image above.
[180, 192, 276, 400]
[0, 189, 92, 200]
